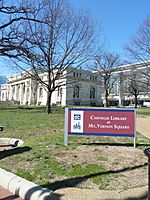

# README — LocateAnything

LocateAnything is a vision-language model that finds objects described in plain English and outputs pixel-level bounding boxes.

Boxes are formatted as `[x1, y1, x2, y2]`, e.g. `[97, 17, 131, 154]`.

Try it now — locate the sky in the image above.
[71, 0, 150, 56]
[1, 0, 150, 77]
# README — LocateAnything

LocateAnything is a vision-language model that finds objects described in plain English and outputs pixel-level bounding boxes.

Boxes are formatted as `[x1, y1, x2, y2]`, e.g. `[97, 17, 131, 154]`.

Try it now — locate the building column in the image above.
[19, 84, 22, 104]
[119, 73, 124, 106]
[10, 85, 13, 100]
[14, 85, 17, 100]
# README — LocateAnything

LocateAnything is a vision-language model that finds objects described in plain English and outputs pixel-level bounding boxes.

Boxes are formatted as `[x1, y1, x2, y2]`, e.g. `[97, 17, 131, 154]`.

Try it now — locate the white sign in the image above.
[71, 110, 84, 133]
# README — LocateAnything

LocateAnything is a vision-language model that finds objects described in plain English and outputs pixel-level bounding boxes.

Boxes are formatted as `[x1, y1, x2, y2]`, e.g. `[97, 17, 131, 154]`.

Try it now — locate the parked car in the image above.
[128, 104, 135, 108]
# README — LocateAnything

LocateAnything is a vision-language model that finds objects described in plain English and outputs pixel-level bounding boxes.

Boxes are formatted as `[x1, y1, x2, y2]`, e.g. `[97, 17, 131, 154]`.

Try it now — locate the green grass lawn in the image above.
[0, 106, 150, 190]
[136, 107, 150, 116]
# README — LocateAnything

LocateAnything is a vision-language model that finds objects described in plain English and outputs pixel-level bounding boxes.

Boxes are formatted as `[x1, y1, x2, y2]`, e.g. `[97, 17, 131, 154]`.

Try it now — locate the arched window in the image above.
[73, 85, 79, 98]
[90, 87, 95, 99]
[57, 87, 62, 97]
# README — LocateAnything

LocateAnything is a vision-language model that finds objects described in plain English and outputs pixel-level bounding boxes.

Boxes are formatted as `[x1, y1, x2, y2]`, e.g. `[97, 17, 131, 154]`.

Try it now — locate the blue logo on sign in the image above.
[73, 122, 81, 130]
[74, 114, 81, 120]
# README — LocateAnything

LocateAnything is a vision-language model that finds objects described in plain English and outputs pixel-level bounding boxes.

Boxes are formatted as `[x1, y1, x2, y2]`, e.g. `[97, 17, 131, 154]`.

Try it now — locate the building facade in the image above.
[0, 61, 150, 107]
[0, 68, 102, 107]
[101, 61, 150, 106]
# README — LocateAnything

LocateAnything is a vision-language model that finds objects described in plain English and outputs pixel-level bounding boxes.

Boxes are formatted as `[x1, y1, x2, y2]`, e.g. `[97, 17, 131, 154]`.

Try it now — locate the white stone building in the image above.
[0, 68, 102, 107]
[101, 61, 150, 106]
[1, 61, 150, 107]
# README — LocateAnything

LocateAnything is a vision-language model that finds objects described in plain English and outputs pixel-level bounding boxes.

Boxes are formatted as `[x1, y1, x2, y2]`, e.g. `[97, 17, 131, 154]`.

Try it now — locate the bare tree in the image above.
[95, 52, 121, 107]
[125, 16, 150, 83]
[3, 0, 98, 113]
[125, 16, 150, 62]
[0, 0, 42, 57]
[123, 16, 150, 106]
[0, 1, 30, 29]
[122, 68, 149, 108]
[126, 70, 141, 108]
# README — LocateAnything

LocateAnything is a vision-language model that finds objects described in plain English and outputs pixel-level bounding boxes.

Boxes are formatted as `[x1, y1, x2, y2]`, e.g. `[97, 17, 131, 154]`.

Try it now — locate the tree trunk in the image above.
[134, 95, 138, 108]
[105, 96, 109, 107]
[103, 78, 110, 107]
[46, 91, 52, 114]
[105, 89, 109, 107]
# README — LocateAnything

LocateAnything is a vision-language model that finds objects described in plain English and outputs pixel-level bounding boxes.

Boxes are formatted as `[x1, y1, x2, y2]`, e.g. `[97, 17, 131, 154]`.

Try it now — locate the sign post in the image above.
[64, 108, 69, 146]
[64, 107, 136, 147]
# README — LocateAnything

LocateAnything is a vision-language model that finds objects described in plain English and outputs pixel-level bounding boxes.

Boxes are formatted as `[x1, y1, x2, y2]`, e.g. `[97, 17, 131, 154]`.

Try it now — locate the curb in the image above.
[0, 168, 53, 200]
[0, 137, 24, 146]
[0, 138, 53, 199]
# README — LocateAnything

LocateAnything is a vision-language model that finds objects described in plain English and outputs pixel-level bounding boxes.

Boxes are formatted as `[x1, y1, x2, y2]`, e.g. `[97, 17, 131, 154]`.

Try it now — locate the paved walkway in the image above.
[137, 114, 150, 139]
[0, 145, 24, 200]
[51, 186, 148, 200]
[0, 114, 149, 200]
[0, 186, 23, 200]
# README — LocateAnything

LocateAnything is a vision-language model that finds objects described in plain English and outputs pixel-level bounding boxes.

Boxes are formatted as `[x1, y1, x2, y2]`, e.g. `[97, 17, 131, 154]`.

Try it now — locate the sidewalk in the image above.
[0, 186, 23, 200]
[0, 144, 24, 200]
[50, 186, 148, 200]
[137, 114, 150, 139]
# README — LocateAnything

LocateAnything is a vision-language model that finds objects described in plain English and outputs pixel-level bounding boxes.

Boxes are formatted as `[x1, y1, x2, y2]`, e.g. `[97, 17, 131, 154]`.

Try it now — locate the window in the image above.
[57, 87, 62, 97]
[60, 88, 62, 97]
[27, 81, 30, 86]
[74, 102, 80, 105]
[73, 85, 79, 98]
[90, 87, 95, 99]
[90, 102, 96, 106]
[57, 87, 60, 97]
[39, 88, 43, 98]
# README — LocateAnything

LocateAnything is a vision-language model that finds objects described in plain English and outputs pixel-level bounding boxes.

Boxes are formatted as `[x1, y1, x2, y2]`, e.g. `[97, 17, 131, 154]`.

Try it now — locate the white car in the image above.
[128, 104, 135, 108]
